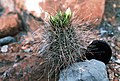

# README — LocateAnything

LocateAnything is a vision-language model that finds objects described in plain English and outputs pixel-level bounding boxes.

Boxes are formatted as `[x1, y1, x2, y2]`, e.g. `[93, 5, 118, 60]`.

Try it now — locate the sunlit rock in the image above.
[59, 59, 109, 81]
[22, 0, 105, 25]
[0, 14, 21, 38]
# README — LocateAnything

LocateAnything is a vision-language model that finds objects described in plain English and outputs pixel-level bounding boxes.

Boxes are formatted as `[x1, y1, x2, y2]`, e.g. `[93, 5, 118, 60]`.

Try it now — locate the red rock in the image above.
[23, 0, 105, 25]
[0, 0, 105, 28]
[0, 14, 21, 38]
[41, 0, 105, 25]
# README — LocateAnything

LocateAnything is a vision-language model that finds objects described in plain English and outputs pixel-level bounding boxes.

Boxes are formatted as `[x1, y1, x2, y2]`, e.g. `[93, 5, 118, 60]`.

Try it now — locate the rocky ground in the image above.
[0, 0, 120, 81]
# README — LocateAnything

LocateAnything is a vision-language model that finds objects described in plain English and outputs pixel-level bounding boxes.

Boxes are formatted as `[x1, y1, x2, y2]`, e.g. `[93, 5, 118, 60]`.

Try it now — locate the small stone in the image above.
[23, 49, 32, 53]
[99, 27, 108, 37]
[113, 4, 117, 8]
[115, 59, 120, 64]
[25, 0, 105, 25]
[111, 56, 116, 62]
[117, 26, 120, 31]
[21, 45, 30, 50]
[1, 45, 8, 53]
[0, 36, 16, 46]
[114, 65, 120, 69]
[111, 43, 115, 47]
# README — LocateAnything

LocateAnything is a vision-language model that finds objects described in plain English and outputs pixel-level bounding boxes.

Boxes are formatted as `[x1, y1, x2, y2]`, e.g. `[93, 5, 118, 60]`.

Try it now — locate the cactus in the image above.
[43, 8, 85, 80]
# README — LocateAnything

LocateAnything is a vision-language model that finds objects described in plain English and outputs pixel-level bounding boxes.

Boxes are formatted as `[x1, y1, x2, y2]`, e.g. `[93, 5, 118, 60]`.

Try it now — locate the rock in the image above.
[21, 42, 32, 53]
[23, 48, 32, 53]
[21, 44, 30, 50]
[117, 26, 120, 31]
[100, 27, 108, 37]
[22, 0, 105, 25]
[111, 42, 115, 47]
[0, 14, 21, 38]
[0, 0, 15, 14]
[0, 36, 16, 46]
[59, 59, 109, 81]
[115, 59, 120, 64]
[1, 45, 9, 53]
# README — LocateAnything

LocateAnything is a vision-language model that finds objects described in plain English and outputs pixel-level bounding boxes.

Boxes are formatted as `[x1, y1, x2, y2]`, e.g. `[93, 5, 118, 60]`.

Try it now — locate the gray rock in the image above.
[59, 59, 109, 81]
[117, 26, 120, 31]
[23, 48, 32, 53]
[100, 27, 108, 36]
[0, 36, 16, 46]
[111, 43, 115, 47]
[1, 45, 8, 53]
[115, 59, 120, 64]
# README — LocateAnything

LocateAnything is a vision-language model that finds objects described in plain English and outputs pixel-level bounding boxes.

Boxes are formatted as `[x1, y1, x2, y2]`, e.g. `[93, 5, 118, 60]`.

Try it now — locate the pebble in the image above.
[115, 59, 120, 64]
[99, 27, 108, 37]
[117, 26, 120, 31]
[111, 43, 115, 47]
[23, 48, 32, 53]
[113, 4, 117, 8]
[21, 45, 30, 50]
[0, 36, 16, 46]
[111, 56, 117, 62]
[1, 45, 9, 53]
[114, 65, 120, 69]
